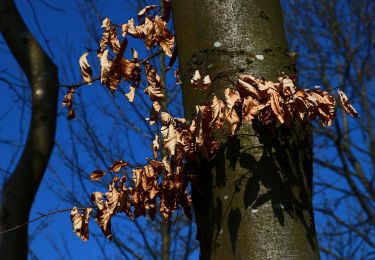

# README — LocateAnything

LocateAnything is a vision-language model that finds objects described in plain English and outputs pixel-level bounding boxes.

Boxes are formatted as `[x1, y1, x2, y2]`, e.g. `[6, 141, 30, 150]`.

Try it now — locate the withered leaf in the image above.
[109, 160, 128, 172]
[152, 135, 160, 159]
[90, 170, 106, 181]
[161, 123, 177, 156]
[70, 207, 92, 241]
[338, 90, 358, 118]
[224, 88, 240, 110]
[79, 52, 93, 84]
[125, 86, 136, 102]
[132, 168, 143, 188]
[100, 49, 112, 85]
[100, 18, 120, 54]
[268, 89, 284, 123]
[62, 88, 75, 120]
[211, 94, 226, 128]
[138, 5, 158, 18]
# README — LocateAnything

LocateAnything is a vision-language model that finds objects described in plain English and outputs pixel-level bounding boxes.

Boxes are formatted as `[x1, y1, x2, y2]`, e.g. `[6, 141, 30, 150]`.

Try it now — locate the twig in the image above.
[59, 49, 164, 89]
[0, 207, 88, 235]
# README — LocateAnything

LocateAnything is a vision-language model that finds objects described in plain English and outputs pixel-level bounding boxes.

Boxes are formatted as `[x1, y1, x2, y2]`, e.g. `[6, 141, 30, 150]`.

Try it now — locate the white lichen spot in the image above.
[35, 89, 43, 96]
[214, 41, 222, 48]
[224, 195, 228, 200]
[251, 209, 258, 213]
[219, 229, 223, 235]
[207, 64, 212, 69]
[255, 54, 264, 60]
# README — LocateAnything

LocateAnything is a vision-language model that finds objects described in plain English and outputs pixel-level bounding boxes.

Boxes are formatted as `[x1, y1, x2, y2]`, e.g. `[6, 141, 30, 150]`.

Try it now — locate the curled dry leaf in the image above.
[152, 135, 160, 159]
[125, 86, 136, 102]
[79, 52, 93, 84]
[109, 160, 128, 172]
[62, 88, 75, 120]
[70, 207, 92, 241]
[90, 192, 113, 240]
[338, 90, 358, 118]
[211, 94, 226, 129]
[99, 49, 112, 85]
[138, 5, 158, 18]
[99, 17, 120, 54]
[90, 170, 106, 181]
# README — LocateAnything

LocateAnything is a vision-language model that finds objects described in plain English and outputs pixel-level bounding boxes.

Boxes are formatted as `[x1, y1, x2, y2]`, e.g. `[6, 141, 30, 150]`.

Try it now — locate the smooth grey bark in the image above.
[0, 0, 58, 259]
[171, 0, 320, 259]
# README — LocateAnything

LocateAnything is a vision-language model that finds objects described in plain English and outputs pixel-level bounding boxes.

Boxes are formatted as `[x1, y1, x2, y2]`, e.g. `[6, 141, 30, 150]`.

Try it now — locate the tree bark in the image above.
[171, 0, 320, 259]
[0, 0, 58, 259]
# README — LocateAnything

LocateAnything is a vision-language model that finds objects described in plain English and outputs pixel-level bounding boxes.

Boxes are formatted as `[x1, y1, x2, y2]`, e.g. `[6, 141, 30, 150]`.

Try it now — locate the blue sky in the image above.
[1, 0, 372, 259]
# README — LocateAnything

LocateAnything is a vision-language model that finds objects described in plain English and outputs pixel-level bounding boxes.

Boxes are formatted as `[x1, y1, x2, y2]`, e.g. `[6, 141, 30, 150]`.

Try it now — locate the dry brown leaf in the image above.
[125, 86, 136, 102]
[237, 79, 261, 99]
[338, 90, 358, 118]
[152, 135, 160, 159]
[105, 187, 120, 215]
[99, 18, 121, 54]
[154, 16, 174, 57]
[242, 96, 265, 124]
[90, 170, 106, 181]
[90, 192, 112, 239]
[79, 52, 93, 84]
[70, 207, 92, 241]
[62, 88, 75, 120]
[224, 88, 240, 110]
[138, 5, 158, 18]
[145, 63, 161, 87]
[211, 94, 226, 128]
[268, 89, 284, 123]
[225, 108, 240, 135]
[100, 49, 112, 84]
[132, 168, 143, 188]
[161, 123, 177, 156]
[144, 86, 165, 101]
[109, 160, 128, 172]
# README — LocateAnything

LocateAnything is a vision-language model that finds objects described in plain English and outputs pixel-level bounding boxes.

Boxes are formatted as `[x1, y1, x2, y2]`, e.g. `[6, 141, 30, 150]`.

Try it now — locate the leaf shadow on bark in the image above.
[239, 122, 317, 251]
[191, 122, 318, 258]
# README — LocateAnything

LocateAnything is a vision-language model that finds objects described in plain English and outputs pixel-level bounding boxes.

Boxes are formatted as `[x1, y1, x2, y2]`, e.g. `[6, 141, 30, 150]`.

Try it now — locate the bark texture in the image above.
[0, 0, 58, 259]
[171, 0, 320, 259]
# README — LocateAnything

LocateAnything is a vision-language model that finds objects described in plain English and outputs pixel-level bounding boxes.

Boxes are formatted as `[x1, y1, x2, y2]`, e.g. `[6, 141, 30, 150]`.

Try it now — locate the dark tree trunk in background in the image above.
[171, 0, 320, 259]
[0, 0, 58, 259]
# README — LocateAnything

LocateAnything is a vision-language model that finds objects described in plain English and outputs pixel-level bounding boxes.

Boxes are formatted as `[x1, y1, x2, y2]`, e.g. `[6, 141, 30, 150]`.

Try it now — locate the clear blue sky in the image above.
[1, 0, 368, 259]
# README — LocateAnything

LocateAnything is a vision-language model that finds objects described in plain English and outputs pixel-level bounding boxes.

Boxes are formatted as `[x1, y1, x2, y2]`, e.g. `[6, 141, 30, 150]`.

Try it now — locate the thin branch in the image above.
[60, 49, 164, 89]
[0, 207, 88, 235]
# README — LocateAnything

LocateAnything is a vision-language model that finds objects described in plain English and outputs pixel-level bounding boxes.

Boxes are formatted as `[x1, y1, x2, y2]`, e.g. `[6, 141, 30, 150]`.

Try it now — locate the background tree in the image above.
[0, 0, 58, 259]
[283, 0, 375, 258]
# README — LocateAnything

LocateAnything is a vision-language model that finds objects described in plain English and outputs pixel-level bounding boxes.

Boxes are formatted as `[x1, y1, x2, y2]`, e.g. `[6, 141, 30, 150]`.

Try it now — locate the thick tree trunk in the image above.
[0, 0, 58, 259]
[171, 0, 320, 259]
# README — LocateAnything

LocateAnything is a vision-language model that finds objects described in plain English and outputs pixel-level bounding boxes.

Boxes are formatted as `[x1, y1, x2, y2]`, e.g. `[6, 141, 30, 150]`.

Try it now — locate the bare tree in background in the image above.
[0, 0, 58, 259]
[283, 0, 375, 258]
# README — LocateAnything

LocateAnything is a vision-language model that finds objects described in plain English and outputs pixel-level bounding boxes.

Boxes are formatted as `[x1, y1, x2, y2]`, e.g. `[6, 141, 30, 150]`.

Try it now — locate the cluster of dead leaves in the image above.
[71, 157, 191, 240]
[63, 6, 174, 119]
[189, 71, 357, 129]
[69, 5, 358, 241]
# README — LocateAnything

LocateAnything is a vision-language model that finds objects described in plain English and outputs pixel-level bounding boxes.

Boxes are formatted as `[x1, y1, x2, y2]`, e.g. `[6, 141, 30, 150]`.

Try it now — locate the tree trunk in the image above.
[171, 0, 320, 259]
[0, 0, 58, 259]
